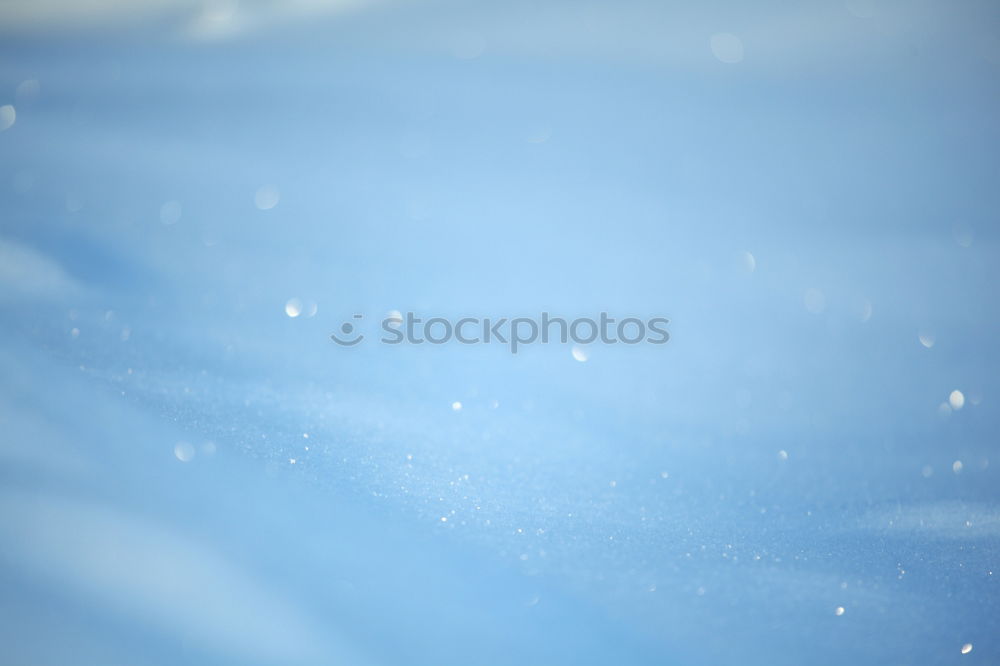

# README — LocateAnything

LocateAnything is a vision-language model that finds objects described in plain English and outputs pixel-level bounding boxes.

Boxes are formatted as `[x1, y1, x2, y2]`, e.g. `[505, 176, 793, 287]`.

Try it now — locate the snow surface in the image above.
[1, 2, 999, 664]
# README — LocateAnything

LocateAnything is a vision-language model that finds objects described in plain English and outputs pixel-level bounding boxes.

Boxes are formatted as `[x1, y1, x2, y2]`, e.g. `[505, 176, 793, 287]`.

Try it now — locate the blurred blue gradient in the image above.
[1, 1, 999, 664]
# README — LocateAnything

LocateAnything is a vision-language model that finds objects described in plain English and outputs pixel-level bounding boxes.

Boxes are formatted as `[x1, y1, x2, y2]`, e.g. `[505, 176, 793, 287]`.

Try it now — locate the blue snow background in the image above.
[1, 1, 999, 664]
